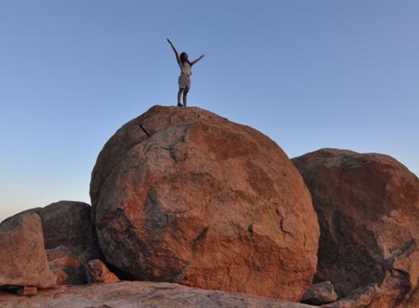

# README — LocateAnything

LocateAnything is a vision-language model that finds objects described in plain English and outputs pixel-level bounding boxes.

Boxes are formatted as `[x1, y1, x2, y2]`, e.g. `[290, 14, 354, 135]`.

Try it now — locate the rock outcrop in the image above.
[293, 148, 419, 307]
[37, 201, 99, 256]
[0, 212, 56, 289]
[0, 281, 315, 308]
[9, 201, 102, 285]
[90, 105, 319, 300]
[37, 201, 102, 284]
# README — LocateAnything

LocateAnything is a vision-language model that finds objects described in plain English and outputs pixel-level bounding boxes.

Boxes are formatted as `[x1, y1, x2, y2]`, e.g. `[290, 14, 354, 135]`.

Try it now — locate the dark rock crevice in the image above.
[192, 227, 209, 251]
[139, 124, 151, 137]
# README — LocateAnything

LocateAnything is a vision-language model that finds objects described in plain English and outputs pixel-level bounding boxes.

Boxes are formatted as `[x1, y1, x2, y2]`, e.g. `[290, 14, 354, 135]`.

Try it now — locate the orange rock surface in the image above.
[90, 105, 319, 300]
[0, 212, 56, 289]
[294, 148, 419, 307]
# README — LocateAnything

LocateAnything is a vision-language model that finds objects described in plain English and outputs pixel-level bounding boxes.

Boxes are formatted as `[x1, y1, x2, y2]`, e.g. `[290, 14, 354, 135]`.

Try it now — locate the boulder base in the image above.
[0, 281, 316, 308]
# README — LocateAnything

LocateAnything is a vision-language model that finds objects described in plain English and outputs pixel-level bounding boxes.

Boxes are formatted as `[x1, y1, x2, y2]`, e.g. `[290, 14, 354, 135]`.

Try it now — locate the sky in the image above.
[1, 1, 418, 220]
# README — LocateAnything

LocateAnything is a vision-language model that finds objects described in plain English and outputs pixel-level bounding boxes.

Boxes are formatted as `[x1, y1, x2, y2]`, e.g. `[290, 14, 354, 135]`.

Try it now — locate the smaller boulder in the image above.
[0, 212, 56, 288]
[11, 202, 101, 258]
[301, 281, 338, 305]
[39, 201, 102, 285]
[38, 201, 98, 253]
[87, 259, 119, 284]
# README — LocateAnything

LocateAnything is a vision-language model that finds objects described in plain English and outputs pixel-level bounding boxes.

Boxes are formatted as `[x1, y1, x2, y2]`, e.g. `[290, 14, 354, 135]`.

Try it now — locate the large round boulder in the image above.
[293, 148, 419, 306]
[90, 105, 319, 300]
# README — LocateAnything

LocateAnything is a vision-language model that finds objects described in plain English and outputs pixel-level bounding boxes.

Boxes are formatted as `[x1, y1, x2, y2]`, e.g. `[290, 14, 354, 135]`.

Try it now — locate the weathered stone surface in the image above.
[323, 273, 406, 308]
[0, 212, 56, 288]
[46, 246, 85, 285]
[17, 286, 37, 297]
[301, 281, 337, 305]
[405, 279, 419, 307]
[293, 148, 419, 307]
[322, 283, 385, 308]
[324, 272, 419, 308]
[36, 201, 101, 285]
[0, 281, 316, 308]
[38, 201, 99, 255]
[0, 286, 38, 297]
[87, 259, 119, 284]
[90, 105, 319, 300]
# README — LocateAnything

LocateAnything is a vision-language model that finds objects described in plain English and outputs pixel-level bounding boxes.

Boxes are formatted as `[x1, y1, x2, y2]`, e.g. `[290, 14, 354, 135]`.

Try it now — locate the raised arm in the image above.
[167, 38, 180, 65]
[191, 54, 205, 66]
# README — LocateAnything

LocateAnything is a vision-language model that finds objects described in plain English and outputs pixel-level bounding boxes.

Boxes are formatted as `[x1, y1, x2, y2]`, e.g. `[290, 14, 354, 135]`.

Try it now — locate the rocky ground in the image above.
[1, 105, 418, 308]
[0, 281, 314, 308]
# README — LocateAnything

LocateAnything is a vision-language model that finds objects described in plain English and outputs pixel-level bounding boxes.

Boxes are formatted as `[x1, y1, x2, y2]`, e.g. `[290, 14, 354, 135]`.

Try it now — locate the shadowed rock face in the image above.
[0, 212, 56, 288]
[90, 105, 319, 300]
[301, 281, 337, 305]
[293, 148, 419, 307]
[39, 201, 98, 253]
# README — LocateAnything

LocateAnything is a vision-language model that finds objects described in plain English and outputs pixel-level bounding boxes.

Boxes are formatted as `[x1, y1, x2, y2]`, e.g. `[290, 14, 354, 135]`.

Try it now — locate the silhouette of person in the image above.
[167, 38, 205, 107]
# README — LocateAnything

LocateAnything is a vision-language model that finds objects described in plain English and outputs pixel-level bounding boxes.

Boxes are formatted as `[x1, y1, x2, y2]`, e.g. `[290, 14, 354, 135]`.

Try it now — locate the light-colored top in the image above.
[180, 61, 192, 76]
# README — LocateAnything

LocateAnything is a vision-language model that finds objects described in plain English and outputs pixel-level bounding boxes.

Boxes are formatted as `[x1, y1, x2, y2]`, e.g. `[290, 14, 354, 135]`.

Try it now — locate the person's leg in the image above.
[183, 87, 189, 107]
[177, 88, 184, 107]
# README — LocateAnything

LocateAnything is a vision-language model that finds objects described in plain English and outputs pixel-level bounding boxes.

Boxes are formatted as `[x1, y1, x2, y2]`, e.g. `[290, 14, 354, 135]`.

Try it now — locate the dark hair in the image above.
[180, 52, 190, 64]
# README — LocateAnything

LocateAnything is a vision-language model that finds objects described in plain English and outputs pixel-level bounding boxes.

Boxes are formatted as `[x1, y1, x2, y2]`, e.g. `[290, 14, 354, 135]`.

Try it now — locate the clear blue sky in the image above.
[1, 1, 418, 220]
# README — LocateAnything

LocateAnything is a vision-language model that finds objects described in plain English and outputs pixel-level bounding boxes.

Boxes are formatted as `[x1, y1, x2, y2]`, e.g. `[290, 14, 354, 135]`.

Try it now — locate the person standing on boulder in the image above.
[167, 38, 205, 107]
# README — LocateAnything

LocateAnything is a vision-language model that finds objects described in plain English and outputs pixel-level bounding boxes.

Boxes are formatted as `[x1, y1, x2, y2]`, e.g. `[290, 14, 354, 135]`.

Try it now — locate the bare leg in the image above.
[177, 88, 183, 107]
[183, 87, 189, 107]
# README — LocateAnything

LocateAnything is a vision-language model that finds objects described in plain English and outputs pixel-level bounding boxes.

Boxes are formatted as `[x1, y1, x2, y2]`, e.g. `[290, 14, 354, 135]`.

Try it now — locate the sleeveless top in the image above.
[180, 61, 192, 76]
